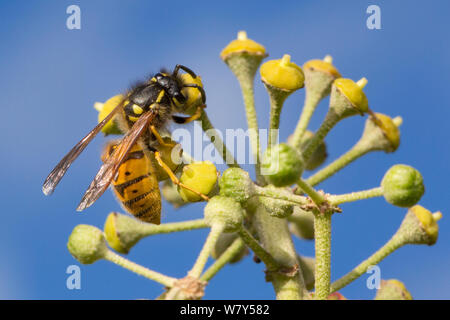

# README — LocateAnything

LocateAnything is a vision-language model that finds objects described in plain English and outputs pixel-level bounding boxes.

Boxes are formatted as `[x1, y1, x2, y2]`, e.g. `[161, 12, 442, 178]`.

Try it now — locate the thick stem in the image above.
[306, 142, 371, 186]
[104, 250, 176, 287]
[200, 237, 246, 282]
[237, 227, 278, 270]
[189, 224, 224, 278]
[252, 203, 307, 299]
[254, 185, 308, 206]
[314, 212, 332, 300]
[328, 187, 383, 205]
[290, 92, 322, 149]
[330, 234, 405, 292]
[200, 111, 240, 168]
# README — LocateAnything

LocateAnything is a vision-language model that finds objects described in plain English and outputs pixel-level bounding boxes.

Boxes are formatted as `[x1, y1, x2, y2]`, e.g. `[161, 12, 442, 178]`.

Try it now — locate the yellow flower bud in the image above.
[375, 279, 413, 300]
[333, 78, 369, 114]
[220, 31, 267, 60]
[303, 55, 341, 79]
[179, 161, 218, 202]
[409, 205, 441, 245]
[370, 113, 400, 152]
[260, 54, 305, 92]
[94, 94, 124, 135]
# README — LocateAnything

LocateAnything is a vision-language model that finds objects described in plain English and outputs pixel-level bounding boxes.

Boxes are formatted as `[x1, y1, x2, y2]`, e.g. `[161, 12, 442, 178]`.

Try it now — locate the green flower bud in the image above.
[381, 164, 425, 207]
[398, 205, 441, 246]
[375, 279, 413, 300]
[259, 196, 293, 218]
[67, 225, 108, 264]
[298, 255, 315, 290]
[262, 143, 304, 187]
[104, 212, 146, 254]
[303, 55, 341, 99]
[288, 130, 327, 171]
[260, 54, 305, 92]
[211, 232, 248, 264]
[288, 207, 315, 240]
[219, 168, 255, 203]
[161, 180, 187, 209]
[94, 95, 124, 135]
[178, 161, 218, 202]
[204, 196, 244, 233]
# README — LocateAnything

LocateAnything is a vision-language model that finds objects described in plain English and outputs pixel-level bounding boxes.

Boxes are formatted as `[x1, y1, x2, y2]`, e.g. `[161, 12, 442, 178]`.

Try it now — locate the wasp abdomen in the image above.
[105, 143, 162, 224]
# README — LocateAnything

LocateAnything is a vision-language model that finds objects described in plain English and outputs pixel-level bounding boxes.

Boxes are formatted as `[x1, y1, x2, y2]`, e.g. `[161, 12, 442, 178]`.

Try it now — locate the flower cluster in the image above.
[67, 31, 442, 300]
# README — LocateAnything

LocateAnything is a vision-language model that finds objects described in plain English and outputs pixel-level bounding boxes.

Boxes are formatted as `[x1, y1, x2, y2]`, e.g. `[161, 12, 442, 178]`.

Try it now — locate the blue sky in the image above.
[0, 0, 449, 299]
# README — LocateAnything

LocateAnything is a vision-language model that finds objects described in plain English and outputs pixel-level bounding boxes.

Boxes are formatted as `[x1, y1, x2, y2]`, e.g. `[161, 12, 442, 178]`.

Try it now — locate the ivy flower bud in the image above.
[375, 279, 413, 300]
[359, 113, 401, 153]
[262, 143, 304, 187]
[303, 55, 340, 100]
[219, 168, 255, 203]
[211, 232, 248, 264]
[260, 54, 305, 92]
[398, 205, 441, 246]
[381, 164, 425, 207]
[94, 94, 124, 135]
[288, 207, 315, 240]
[204, 196, 244, 233]
[178, 161, 218, 202]
[330, 78, 369, 118]
[67, 225, 108, 264]
[259, 195, 294, 218]
[104, 212, 146, 254]
[220, 31, 267, 61]
[221, 31, 267, 83]
[161, 180, 187, 209]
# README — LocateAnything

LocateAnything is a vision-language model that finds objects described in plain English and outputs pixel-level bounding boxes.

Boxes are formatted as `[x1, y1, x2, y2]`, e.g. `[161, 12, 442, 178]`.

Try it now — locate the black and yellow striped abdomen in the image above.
[103, 142, 161, 224]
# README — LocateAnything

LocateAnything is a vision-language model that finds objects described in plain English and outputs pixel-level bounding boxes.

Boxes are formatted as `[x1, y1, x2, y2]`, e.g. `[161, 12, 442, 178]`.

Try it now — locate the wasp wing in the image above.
[76, 110, 156, 211]
[42, 100, 125, 196]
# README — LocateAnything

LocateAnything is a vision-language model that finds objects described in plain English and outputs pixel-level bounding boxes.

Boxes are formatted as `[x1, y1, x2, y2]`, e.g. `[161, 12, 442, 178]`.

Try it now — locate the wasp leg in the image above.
[150, 125, 176, 148]
[154, 151, 210, 201]
[172, 64, 198, 78]
[172, 105, 205, 124]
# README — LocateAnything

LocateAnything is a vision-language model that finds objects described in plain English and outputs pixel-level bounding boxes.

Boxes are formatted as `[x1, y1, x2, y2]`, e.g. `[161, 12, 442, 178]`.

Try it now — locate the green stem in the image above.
[189, 224, 224, 278]
[302, 109, 341, 163]
[306, 142, 371, 186]
[267, 89, 288, 148]
[238, 79, 264, 184]
[313, 212, 332, 300]
[200, 237, 246, 282]
[138, 219, 209, 236]
[200, 111, 240, 168]
[297, 178, 325, 206]
[290, 92, 322, 150]
[237, 227, 279, 270]
[329, 187, 383, 205]
[330, 234, 405, 293]
[254, 185, 308, 206]
[104, 250, 176, 287]
[252, 203, 307, 300]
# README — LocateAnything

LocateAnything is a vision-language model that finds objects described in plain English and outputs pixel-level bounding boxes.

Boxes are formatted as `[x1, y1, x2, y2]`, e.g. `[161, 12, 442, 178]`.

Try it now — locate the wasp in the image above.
[43, 65, 208, 217]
